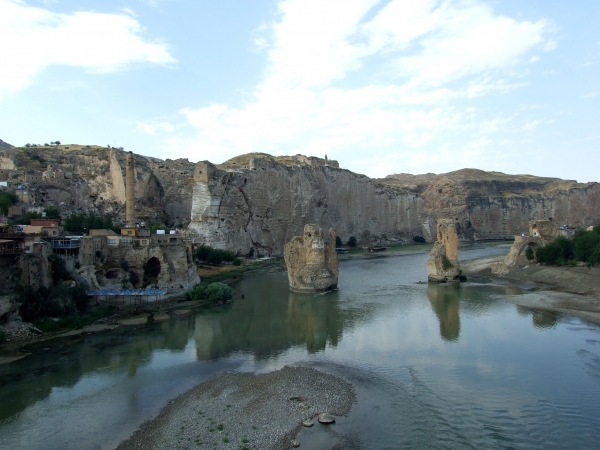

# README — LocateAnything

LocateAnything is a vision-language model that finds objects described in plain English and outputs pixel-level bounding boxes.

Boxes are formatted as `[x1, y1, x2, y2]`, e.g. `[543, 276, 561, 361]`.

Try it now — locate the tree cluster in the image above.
[535, 227, 600, 266]
[0, 191, 18, 214]
[187, 282, 233, 304]
[63, 213, 119, 234]
[194, 245, 239, 265]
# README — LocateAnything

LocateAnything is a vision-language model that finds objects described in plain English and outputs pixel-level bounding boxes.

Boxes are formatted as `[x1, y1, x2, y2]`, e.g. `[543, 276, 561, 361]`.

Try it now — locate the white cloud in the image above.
[147, 0, 550, 176]
[522, 120, 541, 131]
[0, 0, 175, 99]
[529, 56, 540, 63]
[582, 92, 597, 99]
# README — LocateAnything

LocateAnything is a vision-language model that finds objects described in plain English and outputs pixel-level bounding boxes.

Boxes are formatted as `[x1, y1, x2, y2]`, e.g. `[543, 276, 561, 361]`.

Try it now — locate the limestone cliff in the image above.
[2, 146, 599, 256]
[188, 155, 425, 255]
[0, 139, 12, 150]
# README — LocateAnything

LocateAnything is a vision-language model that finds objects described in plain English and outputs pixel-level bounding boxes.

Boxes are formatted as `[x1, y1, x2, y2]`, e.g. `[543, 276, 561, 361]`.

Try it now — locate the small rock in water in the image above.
[318, 412, 335, 424]
[290, 438, 300, 448]
[302, 419, 314, 427]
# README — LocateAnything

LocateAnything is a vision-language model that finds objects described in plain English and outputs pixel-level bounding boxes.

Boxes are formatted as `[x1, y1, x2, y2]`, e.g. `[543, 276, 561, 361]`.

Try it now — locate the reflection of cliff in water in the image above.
[194, 291, 342, 360]
[427, 284, 461, 342]
[0, 317, 193, 421]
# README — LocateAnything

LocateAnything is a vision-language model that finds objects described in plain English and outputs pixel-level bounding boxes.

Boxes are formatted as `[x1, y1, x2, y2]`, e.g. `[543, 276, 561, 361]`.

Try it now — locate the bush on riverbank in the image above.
[33, 306, 116, 333]
[17, 283, 89, 322]
[536, 227, 600, 266]
[187, 282, 232, 304]
[195, 245, 236, 265]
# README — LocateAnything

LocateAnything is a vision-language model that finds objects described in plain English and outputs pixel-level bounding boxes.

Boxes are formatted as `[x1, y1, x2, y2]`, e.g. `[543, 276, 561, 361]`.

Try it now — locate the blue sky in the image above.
[0, 0, 598, 182]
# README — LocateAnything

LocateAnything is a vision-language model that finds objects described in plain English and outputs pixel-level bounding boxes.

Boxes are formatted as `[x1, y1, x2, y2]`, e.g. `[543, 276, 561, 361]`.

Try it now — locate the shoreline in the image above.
[116, 365, 356, 450]
[461, 255, 600, 325]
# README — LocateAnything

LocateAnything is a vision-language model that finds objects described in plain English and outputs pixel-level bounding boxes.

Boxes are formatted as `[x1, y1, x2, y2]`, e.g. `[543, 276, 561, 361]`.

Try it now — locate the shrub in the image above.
[43, 206, 60, 219]
[413, 235, 426, 243]
[188, 282, 232, 304]
[232, 258, 242, 266]
[335, 236, 342, 247]
[206, 251, 223, 265]
[49, 254, 71, 284]
[205, 283, 233, 303]
[120, 259, 129, 271]
[573, 228, 600, 264]
[347, 236, 357, 247]
[536, 236, 574, 265]
[0, 330, 5, 343]
[525, 247, 534, 260]
[74, 261, 81, 269]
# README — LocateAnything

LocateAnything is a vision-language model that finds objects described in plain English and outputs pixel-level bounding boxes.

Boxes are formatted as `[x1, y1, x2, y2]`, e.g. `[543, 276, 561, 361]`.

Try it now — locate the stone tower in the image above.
[126, 151, 135, 226]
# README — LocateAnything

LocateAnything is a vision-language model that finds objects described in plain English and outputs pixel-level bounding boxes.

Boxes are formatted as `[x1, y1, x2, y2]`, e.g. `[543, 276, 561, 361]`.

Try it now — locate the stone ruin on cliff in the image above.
[284, 224, 339, 293]
[427, 219, 461, 282]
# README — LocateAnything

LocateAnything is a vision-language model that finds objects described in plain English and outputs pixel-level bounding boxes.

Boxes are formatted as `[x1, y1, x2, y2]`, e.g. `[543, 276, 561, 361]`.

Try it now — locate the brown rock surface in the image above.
[284, 224, 339, 293]
[427, 219, 460, 282]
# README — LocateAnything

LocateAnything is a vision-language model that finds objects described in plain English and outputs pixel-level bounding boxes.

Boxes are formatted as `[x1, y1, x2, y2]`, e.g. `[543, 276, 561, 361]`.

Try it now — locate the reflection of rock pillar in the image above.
[126, 151, 135, 225]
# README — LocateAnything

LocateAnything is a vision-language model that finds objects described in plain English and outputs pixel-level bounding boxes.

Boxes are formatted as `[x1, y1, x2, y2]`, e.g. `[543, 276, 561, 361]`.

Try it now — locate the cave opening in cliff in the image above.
[143, 257, 161, 287]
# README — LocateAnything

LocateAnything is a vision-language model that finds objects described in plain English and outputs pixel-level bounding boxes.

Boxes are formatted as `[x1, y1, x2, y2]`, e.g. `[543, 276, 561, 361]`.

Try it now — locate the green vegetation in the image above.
[33, 307, 116, 333]
[188, 282, 233, 304]
[17, 283, 88, 322]
[14, 211, 41, 224]
[63, 213, 119, 234]
[0, 191, 18, 214]
[525, 247, 535, 260]
[347, 236, 357, 247]
[413, 235, 427, 243]
[232, 257, 242, 266]
[43, 206, 60, 219]
[0, 330, 5, 343]
[194, 245, 236, 265]
[535, 227, 600, 266]
[335, 235, 342, 247]
[442, 255, 453, 270]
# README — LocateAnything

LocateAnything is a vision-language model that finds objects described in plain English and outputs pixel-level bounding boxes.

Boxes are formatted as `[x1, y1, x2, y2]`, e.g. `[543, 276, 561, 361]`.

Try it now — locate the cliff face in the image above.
[0, 139, 12, 150]
[190, 158, 600, 256]
[2, 146, 599, 255]
[188, 155, 425, 255]
[0, 145, 195, 224]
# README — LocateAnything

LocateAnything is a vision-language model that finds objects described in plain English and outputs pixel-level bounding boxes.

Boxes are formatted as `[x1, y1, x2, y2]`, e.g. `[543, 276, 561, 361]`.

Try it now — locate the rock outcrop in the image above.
[427, 219, 460, 282]
[0, 139, 13, 150]
[284, 224, 338, 293]
[2, 146, 600, 255]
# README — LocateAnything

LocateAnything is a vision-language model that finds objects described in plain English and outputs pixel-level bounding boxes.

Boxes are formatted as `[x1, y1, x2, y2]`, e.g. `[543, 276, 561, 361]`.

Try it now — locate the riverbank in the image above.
[117, 365, 356, 450]
[462, 255, 600, 325]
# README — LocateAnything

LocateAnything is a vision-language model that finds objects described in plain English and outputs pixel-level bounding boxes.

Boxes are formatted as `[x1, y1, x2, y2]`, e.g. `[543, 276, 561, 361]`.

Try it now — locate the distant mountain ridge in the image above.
[0, 139, 13, 150]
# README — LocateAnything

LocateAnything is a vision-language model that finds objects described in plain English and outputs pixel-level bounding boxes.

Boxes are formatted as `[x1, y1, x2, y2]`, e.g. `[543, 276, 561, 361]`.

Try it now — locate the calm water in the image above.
[1, 245, 600, 449]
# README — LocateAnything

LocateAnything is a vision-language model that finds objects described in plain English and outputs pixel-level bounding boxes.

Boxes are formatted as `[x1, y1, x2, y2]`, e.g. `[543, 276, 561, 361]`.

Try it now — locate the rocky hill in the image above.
[1, 146, 599, 255]
[0, 139, 12, 150]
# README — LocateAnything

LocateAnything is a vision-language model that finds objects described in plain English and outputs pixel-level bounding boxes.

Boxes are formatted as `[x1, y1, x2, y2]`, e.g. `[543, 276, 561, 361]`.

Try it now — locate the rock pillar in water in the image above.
[427, 219, 460, 282]
[284, 224, 339, 293]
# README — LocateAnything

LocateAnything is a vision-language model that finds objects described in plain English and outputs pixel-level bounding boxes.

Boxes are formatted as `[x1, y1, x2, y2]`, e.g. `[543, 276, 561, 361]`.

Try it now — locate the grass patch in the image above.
[32, 306, 116, 333]
[216, 423, 224, 431]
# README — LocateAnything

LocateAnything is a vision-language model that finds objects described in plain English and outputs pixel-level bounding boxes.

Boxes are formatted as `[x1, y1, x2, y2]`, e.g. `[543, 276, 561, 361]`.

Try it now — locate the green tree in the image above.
[43, 206, 60, 219]
[0, 191, 18, 213]
[15, 211, 42, 225]
[347, 236, 357, 247]
[335, 235, 342, 247]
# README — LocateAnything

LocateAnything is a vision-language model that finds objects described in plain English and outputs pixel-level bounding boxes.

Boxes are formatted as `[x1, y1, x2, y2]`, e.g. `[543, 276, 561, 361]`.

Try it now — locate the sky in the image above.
[0, 0, 598, 182]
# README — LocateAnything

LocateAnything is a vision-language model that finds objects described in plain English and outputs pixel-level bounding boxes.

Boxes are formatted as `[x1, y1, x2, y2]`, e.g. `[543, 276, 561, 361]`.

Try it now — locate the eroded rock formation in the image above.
[2, 146, 600, 254]
[427, 219, 460, 282]
[284, 224, 338, 293]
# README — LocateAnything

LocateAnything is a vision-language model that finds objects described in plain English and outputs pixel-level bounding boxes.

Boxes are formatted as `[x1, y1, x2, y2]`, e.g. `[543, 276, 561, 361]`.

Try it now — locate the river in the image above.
[1, 244, 600, 449]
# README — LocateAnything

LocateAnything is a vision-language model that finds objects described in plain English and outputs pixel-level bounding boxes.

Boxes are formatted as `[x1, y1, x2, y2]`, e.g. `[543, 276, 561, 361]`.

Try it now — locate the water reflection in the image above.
[427, 283, 461, 341]
[194, 290, 342, 360]
[0, 317, 194, 421]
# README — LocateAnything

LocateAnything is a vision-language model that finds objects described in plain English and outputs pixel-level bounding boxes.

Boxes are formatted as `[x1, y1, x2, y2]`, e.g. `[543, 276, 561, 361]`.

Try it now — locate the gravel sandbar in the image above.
[117, 365, 356, 450]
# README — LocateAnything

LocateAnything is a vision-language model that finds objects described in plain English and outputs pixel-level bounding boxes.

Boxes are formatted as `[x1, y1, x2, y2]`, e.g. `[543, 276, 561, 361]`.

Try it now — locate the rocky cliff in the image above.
[0, 139, 12, 150]
[189, 155, 600, 256]
[2, 146, 599, 256]
[0, 144, 195, 225]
